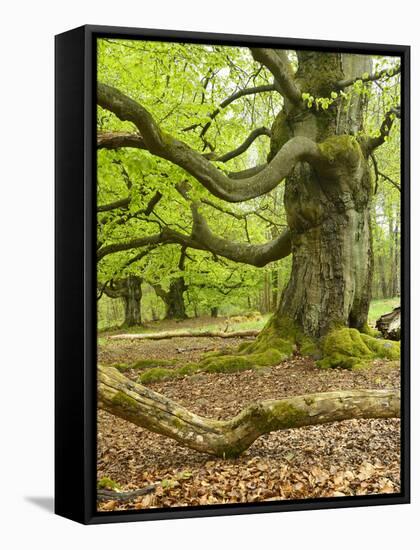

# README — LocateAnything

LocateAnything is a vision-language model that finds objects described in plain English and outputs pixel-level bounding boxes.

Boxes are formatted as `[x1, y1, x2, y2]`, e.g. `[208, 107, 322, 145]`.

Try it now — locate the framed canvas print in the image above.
[55, 25, 410, 524]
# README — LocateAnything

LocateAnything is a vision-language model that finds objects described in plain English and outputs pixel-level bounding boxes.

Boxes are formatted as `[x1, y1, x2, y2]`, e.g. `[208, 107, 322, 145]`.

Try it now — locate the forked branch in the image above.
[250, 48, 301, 105]
[366, 106, 401, 152]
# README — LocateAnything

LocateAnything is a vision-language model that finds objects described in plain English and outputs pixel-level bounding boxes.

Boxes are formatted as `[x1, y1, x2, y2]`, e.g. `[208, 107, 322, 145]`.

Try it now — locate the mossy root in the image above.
[317, 327, 400, 370]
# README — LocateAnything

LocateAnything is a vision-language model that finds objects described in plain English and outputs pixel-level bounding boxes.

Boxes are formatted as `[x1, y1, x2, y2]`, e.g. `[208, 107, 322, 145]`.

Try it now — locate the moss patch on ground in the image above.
[317, 327, 400, 370]
[137, 316, 320, 384]
[97, 476, 122, 491]
[113, 358, 177, 371]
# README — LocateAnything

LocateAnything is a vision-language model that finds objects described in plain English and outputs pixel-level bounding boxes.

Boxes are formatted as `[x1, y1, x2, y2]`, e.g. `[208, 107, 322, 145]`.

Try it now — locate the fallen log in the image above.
[97, 484, 158, 502]
[376, 307, 401, 341]
[98, 365, 400, 458]
[109, 329, 260, 341]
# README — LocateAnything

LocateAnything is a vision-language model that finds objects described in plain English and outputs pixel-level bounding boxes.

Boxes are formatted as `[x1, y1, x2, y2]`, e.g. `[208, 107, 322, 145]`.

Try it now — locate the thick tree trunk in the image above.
[165, 277, 187, 319]
[98, 366, 400, 458]
[152, 248, 188, 320]
[269, 53, 374, 337]
[153, 278, 187, 320]
[103, 275, 142, 327]
[278, 177, 373, 337]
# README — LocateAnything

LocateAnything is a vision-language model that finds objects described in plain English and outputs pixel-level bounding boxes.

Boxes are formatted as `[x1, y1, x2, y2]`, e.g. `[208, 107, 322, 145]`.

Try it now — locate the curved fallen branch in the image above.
[97, 485, 158, 502]
[109, 329, 260, 341]
[98, 366, 400, 458]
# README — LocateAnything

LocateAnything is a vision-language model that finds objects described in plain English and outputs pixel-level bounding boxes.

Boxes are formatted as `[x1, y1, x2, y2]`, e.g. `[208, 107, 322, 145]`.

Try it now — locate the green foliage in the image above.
[96, 40, 401, 338]
[96, 39, 294, 327]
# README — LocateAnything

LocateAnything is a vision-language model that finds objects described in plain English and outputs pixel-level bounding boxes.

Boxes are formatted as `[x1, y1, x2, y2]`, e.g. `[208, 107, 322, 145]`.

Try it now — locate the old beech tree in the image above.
[97, 44, 401, 457]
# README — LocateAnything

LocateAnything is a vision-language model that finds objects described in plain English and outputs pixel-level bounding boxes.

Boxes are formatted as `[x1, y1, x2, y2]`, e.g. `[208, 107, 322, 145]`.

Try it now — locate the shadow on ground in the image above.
[25, 496, 54, 514]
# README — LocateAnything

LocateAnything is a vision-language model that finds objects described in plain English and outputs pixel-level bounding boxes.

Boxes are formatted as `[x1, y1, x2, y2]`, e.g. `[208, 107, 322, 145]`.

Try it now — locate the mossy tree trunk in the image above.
[270, 53, 374, 338]
[97, 51, 399, 347]
[98, 365, 400, 458]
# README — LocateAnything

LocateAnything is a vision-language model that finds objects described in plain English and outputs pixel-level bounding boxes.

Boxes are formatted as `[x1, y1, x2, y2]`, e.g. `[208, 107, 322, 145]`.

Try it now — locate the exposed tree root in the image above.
[109, 317, 400, 384]
[317, 327, 400, 370]
[98, 365, 400, 458]
[134, 316, 317, 383]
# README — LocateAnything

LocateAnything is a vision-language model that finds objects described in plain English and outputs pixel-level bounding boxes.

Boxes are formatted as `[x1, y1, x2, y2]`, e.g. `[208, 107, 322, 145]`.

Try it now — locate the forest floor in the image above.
[97, 316, 401, 512]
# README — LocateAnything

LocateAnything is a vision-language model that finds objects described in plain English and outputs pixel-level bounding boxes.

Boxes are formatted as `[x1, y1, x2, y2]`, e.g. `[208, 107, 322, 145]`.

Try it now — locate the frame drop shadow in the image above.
[25, 496, 54, 514]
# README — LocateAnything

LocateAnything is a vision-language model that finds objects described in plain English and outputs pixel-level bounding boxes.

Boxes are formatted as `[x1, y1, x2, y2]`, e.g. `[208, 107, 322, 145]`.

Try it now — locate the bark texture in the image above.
[98, 365, 400, 458]
[272, 53, 375, 337]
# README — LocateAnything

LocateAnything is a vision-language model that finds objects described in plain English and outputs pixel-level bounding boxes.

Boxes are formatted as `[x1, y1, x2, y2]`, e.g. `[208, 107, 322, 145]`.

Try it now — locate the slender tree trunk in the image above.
[391, 216, 400, 297]
[378, 255, 389, 298]
[211, 307, 218, 318]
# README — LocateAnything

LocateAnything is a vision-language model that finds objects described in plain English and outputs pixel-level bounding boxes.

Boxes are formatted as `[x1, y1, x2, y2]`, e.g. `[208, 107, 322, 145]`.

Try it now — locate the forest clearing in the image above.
[97, 300, 400, 511]
[96, 38, 402, 512]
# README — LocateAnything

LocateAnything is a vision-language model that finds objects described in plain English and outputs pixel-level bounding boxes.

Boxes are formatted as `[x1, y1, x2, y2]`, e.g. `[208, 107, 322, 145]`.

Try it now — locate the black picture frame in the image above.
[55, 24, 410, 525]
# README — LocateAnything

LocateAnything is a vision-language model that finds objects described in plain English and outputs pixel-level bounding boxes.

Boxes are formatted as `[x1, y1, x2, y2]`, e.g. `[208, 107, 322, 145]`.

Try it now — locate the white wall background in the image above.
[0, 1, 417, 548]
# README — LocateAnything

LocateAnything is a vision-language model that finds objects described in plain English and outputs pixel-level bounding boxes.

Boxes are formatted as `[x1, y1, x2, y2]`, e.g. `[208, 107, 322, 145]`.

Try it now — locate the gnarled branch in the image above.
[98, 191, 163, 220]
[98, 127, 271, 165]
[98, 365, 400, 458]
[98, 82, 321, 202]
[98, 197, 131, 213]
[250, 48, 301, 105]
[97, 203, 291, 267]
[191, 203, 291, 267]
[338, 65, 401, 89]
